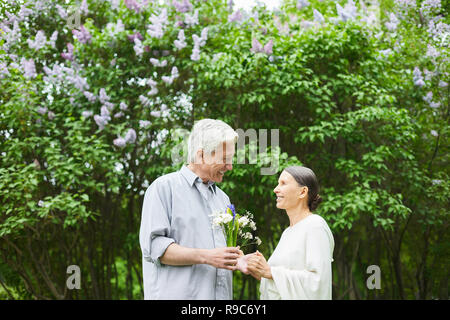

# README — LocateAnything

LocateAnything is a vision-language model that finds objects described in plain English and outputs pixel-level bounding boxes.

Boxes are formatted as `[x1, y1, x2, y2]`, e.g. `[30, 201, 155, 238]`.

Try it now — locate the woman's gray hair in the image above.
[187, 119, 238, 163]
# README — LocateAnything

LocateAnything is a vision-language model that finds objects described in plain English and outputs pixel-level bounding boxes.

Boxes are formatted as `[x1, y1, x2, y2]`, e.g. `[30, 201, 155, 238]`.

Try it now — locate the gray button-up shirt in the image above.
[139, 165, 233, 300]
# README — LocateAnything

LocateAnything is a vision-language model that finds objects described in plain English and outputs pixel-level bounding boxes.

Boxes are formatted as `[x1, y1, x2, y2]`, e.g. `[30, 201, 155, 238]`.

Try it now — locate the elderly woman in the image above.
[238, 166, 334, 300]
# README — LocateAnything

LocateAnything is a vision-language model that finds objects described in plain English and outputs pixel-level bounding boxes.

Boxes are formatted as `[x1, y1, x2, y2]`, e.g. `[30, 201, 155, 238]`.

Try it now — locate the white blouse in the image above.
[260, 214, 335, 300]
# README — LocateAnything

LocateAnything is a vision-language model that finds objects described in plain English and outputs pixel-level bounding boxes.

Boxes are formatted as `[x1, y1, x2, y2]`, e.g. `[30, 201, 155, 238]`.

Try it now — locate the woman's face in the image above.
[273, 170, 307, 210]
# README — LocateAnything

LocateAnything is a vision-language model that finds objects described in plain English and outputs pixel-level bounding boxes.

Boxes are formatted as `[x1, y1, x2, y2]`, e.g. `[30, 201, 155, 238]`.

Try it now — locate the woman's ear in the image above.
[299, 186, 308, 198]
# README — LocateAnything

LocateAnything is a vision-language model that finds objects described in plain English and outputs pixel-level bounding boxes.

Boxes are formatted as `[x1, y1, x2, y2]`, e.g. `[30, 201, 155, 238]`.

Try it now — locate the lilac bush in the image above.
[0, 0, 448, 300]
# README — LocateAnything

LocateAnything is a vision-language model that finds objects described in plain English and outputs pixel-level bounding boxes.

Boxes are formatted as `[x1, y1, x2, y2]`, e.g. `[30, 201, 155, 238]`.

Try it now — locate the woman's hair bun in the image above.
[310, 194, 323, 212]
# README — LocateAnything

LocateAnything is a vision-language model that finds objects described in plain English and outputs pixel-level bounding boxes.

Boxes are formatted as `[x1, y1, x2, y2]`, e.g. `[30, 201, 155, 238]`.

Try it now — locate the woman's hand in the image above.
[247, 251, 272, 281]
[235, 252, 256, 275]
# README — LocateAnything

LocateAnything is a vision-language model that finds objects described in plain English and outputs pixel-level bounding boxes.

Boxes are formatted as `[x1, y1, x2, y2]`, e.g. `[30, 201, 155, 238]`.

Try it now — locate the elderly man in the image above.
[139, 119, 241, 299]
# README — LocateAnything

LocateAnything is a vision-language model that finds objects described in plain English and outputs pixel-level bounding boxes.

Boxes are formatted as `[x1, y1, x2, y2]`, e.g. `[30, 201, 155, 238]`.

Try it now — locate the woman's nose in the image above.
[226, 163, 233, 171]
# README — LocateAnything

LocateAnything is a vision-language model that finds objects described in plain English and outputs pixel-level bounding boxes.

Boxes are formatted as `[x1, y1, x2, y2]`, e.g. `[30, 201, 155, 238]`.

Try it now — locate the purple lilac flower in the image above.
[263, 39, 273, 55]
[2, 21, 22, 49]
[385, 13, 399, 31]
[139, 120, 151, 128]
[426, 44, 440, 59]
[127, 31, 144, 42]
[173, 0, 193, 13]
[125, 128, 137, 143]
[113, 137, 127, 148]
[251, 38, 273, 55]
[412, 67, 425, 87]
[427, 20, 449, 42]
[162, 67, 179, 84]
[200, 28, 208, 44]
[80, 0, 89, 15]
[72, 25, 92, 44]
[300, 20, 315, 29]
[190, 46, 201, 61]
[251, 38, 263, 53]
[423, 69, 434, 81]
[150, 110, 162, 117]
[56, 5, 67, 19]
[148, 86, 158, 96]
[47, 111, 55, 120]
[61, 43, 74, 61]
[139, 95, 152, 107]
[110, 0, 120, 10]
[174, 17, 185, 28]
[430, 130, 438, 137]
[378, 49, 393, 57]
[94, 114, 109, 130]
[21, 58, 37, 78]
[297, 0, 310, 10]
[337, 1, 357, 22]
[174, 30, 187, 50]
[99, 88, 110, 104]
[100, 106, 111, 121]
[147, 8, 168, 39]
[423, 91, 433, 103]
[184, 9, 199, 27]
[0, 62, 10, 79]
[49, 31, 58, 48]
[228, 10, 243, 23]
[190, 28, 208, 61]
[18, 5, 33, 20]
[313, 9, 325, 23]
[120, 102, 128, 111]
[273, 16, 289, 35]
[82, 110, 94, 117]
[83, 91, 96, 102]
[124, 0, 141, 13]
[106, 19, 125, 37]
[439, 80, 448, 88]
[43, 64, 90, 91]
[429, 102, 440, 109]
[133, 38, 144, 57]
[104, 101, 115, 110]
[114, 112, 124, 118]
[27, 30, 47, 50]
[37, 106, 48, 115]
[150, 58, 167, 67]
[420, 0, 441, 18]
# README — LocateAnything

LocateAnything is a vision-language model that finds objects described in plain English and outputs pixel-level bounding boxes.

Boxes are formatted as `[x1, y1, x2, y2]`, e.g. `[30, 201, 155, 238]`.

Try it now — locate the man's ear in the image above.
[196, 149, 204, 164]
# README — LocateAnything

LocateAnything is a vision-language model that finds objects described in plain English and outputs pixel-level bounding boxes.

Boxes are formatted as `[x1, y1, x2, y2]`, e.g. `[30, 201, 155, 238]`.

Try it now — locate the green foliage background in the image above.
[0, 0, 448, 299]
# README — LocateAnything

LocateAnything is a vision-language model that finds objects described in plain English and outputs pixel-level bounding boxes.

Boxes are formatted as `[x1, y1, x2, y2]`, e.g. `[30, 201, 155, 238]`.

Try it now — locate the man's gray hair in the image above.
[187, 119, 238, 163]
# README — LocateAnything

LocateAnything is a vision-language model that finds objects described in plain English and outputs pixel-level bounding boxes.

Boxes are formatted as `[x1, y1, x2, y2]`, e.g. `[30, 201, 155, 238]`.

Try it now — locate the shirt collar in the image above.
[180, 165, 217, 193]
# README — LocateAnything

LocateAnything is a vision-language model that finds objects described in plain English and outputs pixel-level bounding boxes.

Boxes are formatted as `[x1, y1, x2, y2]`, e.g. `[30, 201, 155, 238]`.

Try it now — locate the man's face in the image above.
[201, 141, 235, 183]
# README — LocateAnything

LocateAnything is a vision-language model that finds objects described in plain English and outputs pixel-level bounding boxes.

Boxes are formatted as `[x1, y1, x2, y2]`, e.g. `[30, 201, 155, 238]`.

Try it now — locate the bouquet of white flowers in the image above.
[210, 204, 261, 248]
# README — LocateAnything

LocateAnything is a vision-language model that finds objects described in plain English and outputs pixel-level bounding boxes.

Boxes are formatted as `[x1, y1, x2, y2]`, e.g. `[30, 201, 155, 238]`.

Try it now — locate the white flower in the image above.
[243, 232, 253, 240]
[222, 213, 233, 224]
[249, 221, 256, 230]
[255, 236, 262, 245]
[238, 216, 249, 227]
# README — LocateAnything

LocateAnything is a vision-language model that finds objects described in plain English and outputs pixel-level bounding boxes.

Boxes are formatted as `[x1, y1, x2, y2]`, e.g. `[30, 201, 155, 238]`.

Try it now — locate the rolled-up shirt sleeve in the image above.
[139, 180, 175, 267]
